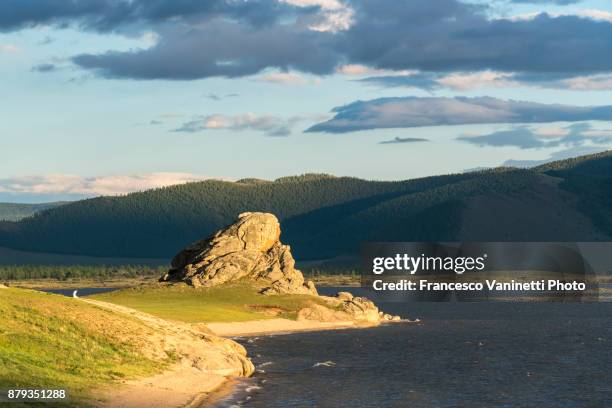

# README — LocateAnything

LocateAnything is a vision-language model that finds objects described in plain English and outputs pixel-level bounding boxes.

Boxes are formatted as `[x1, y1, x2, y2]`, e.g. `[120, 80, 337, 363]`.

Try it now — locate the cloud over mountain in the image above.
[503, 146, 609, 168]
[459, 122, 612, 149]
[0, 173, 217, 197]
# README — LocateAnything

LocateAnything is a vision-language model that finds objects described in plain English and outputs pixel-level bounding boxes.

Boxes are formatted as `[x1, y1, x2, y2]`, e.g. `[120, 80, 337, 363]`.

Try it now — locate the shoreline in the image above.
[2, 274, 363, 290]
[95, 320, 387, 408]
[82, 298, 388, 408]
[78, 298, 254, 408]
[205, 318, 364, 337]
[206, 318, 413, 338]
[94, 363, 228, 408]
[4, 277, 160, 289]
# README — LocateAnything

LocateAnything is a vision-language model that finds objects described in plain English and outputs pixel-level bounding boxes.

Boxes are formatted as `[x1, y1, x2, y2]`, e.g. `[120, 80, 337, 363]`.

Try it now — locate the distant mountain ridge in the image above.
[0, 202, 67, 222]
[0, 152, 609, 260]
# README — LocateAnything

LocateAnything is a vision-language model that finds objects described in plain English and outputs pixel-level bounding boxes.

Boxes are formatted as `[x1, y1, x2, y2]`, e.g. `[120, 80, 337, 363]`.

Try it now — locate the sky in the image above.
[1, 0, 612, 202]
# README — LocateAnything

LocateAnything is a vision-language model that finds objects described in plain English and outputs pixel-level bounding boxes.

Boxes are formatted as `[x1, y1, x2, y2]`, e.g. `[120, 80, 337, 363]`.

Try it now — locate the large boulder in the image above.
[161, 212, 317, 295]
[161, 212, 401, 324]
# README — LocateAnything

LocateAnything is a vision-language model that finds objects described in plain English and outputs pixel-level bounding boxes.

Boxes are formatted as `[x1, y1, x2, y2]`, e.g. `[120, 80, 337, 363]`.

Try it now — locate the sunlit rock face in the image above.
[161, 212, 317, 295]
[161, 212, 400, 323]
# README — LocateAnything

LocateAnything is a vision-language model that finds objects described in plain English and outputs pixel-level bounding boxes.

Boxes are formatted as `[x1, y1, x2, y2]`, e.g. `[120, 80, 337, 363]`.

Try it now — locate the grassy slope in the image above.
[0, 288, 165, 407]
[91, 282, 332, 323]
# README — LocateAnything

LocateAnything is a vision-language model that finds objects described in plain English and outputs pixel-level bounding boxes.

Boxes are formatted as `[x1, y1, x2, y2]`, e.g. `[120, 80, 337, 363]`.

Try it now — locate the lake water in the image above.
[38, 287, 124, 297]
[214, 288, 611, 408]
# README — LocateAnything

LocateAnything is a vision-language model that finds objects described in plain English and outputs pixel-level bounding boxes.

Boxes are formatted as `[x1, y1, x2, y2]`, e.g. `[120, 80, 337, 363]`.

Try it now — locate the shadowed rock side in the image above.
[161, 212, 399, 324]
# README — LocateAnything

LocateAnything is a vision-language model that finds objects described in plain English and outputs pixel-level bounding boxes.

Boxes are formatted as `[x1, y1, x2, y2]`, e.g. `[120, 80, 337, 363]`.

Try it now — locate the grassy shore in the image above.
[0, 287, 168, 407]
[5, 276, 160, 289]
[90, 281, 335, 323]
[2, 271, 362, 289]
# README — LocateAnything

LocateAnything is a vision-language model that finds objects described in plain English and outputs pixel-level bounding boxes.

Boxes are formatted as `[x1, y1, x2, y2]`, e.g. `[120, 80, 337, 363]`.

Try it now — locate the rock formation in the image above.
[161, 212, 317, 295]
[161, 212, 400, 323]
[297, 295, 384, 324]
[304, 291, 396, 324]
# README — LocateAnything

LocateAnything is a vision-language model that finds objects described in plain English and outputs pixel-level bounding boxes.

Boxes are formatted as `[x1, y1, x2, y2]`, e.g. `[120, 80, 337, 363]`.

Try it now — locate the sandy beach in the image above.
[94, 364, 227, 408]
[206, 318, 359, 337]
[92, 318, 372, 407]
[92, 319, 367, 408]
[82, 297, 375, 408]
[79, 298, 252, 408]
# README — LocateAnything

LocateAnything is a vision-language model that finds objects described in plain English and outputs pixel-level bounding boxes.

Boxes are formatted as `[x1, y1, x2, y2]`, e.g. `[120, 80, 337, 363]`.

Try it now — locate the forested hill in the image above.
[0, 173, 476, 258]
[0, 202, 66, 222]
[0, 151, 610, 260]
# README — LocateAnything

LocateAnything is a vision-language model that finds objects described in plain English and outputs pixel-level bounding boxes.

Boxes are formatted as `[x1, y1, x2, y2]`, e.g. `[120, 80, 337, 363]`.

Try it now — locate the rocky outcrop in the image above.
[161, 212, 317, 295]
[161, 212, 401, 324]
[297, 303, 350, 322]
[310, 292, 400, 324]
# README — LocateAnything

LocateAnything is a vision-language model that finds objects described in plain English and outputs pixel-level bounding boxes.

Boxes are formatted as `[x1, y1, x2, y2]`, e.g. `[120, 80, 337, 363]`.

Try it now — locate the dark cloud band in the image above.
[0, 0, 299, 32]
[4, 0, 612, 80]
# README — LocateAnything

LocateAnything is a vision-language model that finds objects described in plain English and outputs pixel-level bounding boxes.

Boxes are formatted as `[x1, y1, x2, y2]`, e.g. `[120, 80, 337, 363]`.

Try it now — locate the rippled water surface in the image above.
[215, 293, 611, 408]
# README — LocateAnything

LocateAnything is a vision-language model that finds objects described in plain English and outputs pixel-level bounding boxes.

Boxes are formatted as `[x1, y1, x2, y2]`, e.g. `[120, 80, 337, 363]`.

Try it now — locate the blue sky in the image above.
[1, 0, 612, 202]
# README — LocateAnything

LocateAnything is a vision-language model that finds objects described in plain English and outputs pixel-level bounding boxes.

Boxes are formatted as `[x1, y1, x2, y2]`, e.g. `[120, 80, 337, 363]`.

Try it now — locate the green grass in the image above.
[91, 282, 330, 323]
[0, 288, 166, 407]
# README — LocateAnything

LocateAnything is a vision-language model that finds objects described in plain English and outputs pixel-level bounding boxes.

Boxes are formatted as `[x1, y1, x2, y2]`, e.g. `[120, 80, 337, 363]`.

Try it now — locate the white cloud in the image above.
[308, 7, 353, 32]
[362, 69, 612, 92]
[0, 173, 219, 196]
[281, 0, 354, 32]
[175, 113, 301, 136]
[439, 71, 612, 91]
[0, 44, 20, 54]
[139, 31, 160, 46]
[336, 64, 413, 76]
[307, 96, 612, 133]
[437, 71, 517, 90]
[507, 12, 542, 22]
[554, 74, 612, 91]
[570, 9, 612, 23]
[583, 129, 612, 138]
[508, 9, 612, 23]
[336, 64, 374, 75]
[282, 0, 343, 8]
[256, 72, 307, 84]
[532, 127, 569, 138]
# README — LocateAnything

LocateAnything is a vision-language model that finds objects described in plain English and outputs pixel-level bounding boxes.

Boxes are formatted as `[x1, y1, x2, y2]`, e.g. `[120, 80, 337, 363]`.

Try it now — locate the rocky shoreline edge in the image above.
[161, 212, 401, 324]
[90, 303, 410, 408]
[95, 212, 404, 407]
